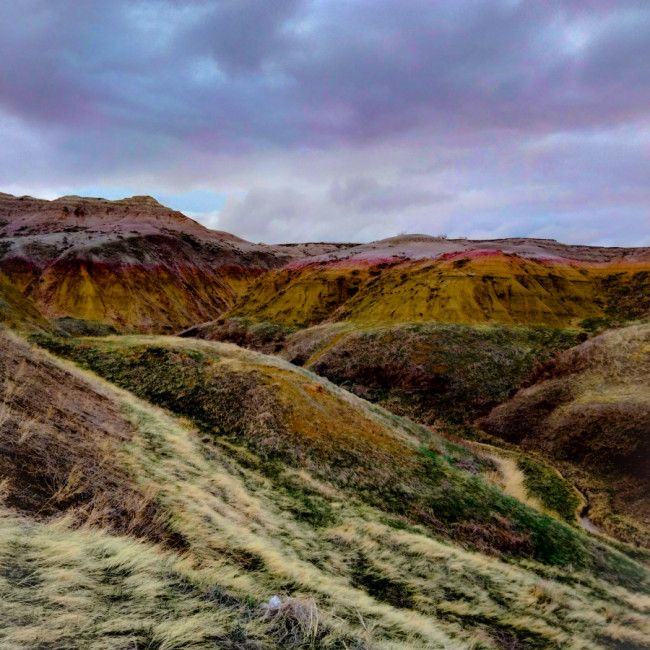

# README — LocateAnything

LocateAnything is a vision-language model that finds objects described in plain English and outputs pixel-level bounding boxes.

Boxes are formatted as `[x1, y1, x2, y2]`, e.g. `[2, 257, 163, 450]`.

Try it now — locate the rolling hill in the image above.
[1, 329, 646, 648]
[185, 318, 580, 425]
[481, 323, 650, 547]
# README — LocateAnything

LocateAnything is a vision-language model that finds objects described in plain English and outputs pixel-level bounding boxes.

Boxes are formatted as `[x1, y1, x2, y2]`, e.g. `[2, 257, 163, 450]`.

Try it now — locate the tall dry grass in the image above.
[2, 332, 649, 648]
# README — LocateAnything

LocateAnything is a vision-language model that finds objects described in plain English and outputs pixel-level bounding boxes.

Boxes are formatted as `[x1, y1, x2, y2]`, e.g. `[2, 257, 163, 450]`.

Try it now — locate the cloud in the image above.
[0, 0, 648, 245]
[328, 177, 451, 214]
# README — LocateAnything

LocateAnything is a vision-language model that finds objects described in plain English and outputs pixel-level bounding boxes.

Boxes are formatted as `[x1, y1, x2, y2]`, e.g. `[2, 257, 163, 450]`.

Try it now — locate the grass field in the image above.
[482, 323, 650, 547]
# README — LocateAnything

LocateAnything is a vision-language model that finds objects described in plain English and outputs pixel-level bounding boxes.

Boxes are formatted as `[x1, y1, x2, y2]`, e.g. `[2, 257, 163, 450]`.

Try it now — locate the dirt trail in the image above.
[490, 455, 552, 515]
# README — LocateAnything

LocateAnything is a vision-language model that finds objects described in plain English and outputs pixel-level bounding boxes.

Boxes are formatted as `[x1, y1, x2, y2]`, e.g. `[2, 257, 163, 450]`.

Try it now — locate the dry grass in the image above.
[0, 329, 181, 546]
[2, 331, 650, 648]
[32, 334, 622, 566]
[482, 323, 650, 546]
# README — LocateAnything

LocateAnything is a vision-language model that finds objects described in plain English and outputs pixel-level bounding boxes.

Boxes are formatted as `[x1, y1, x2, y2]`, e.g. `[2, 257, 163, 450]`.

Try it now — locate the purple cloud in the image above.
[0, 0, 648, 244]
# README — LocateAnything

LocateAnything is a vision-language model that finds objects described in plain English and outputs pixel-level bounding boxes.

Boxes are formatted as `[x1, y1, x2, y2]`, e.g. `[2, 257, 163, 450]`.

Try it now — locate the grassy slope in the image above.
[33, 336, 648, 571]
[279, 322, 579, 425]
[0, 331, 180, 546]
[184, 318, 580, 428]
[0, 332, 646, 648]
[481, 324, 650, 547]
[178, 319, 613, 528]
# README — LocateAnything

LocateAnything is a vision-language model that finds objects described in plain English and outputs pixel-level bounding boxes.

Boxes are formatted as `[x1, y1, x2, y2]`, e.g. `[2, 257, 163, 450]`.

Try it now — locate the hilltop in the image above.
[2, 195, 648, 335]
[228, 236, 650, 328]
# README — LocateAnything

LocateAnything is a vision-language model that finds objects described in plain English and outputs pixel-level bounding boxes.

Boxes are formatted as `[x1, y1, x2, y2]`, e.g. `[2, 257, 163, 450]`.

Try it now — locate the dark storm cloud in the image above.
[186, 0, 304, 74]
[2, 0, 649, 146]
[0, 0, 648, 243]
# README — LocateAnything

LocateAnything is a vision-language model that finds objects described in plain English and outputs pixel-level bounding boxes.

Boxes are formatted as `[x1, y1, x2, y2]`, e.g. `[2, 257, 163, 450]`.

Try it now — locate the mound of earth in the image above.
[183, 318, 579, 425]
[481, 323, 650, 547]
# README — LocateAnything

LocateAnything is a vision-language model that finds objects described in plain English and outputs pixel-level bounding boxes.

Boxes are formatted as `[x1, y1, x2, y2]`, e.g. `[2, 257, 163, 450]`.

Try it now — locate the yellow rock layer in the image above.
[232, 253, 649, 328]
[2, 260, 263, 333]
[0, 268, 52, 332]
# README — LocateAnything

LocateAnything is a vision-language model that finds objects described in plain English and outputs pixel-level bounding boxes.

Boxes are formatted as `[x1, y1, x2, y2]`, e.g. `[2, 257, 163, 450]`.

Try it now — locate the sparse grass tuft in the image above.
[516, 457, 581, 524]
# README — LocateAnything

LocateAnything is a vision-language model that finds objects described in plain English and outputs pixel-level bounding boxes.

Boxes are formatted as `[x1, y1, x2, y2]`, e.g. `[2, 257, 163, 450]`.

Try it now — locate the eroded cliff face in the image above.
[230, 239, 650, 328]
[0, 193, 303, 332]
[2, 195, 648, 333]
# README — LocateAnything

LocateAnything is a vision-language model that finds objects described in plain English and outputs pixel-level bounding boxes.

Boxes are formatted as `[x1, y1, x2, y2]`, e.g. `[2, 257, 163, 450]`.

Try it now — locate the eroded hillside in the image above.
[0, 269, 53, 333]
[230, 247, 650, 329]
[0, 193, 351, 333]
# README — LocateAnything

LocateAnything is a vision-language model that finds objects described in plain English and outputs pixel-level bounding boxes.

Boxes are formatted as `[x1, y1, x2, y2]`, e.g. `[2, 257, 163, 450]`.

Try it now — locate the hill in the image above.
[1, 329, 645, 648]
[228, 236, 650, 328]
[0, 193, 350, 333]
[184, 318, 580, 425]
[481, 324, 650, 547]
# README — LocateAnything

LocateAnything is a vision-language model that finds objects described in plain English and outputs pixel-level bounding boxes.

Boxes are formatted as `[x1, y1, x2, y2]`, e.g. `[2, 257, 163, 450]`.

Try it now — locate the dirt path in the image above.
[489, 454, 554, 515]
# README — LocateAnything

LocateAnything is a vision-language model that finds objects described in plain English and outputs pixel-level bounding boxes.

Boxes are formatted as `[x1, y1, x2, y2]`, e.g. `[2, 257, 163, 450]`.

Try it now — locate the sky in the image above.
[0, 0, 649, 245]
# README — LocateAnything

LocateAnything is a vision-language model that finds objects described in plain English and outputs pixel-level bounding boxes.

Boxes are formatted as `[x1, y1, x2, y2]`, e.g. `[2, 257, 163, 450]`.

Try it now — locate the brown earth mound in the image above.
[481, 324, 650, 546]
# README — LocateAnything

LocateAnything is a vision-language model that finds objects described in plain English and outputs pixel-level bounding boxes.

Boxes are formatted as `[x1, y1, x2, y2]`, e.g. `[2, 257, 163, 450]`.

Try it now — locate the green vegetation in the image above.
[53, 317, 119, 337]
[482, 323, 650, 547]
[32, 335, 646, 584]
[0, 331, 647, 648]
[517, 457, 581, 524]
[577, 316, 613, 335]
[282, 322, 578, 425]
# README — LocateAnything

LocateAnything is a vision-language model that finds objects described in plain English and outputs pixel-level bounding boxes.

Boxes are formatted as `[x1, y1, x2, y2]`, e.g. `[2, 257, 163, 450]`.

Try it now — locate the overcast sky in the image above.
[1, 0, 649, 244]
